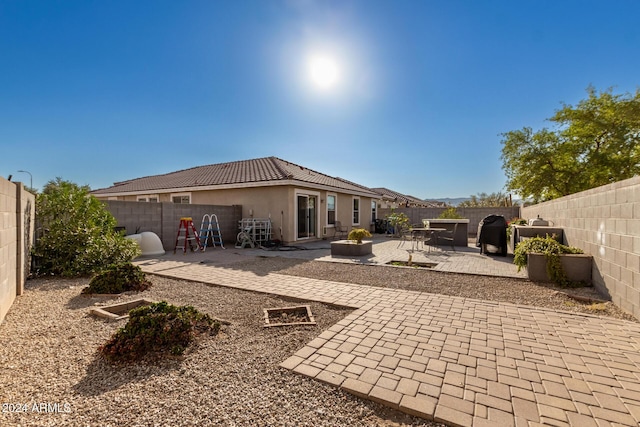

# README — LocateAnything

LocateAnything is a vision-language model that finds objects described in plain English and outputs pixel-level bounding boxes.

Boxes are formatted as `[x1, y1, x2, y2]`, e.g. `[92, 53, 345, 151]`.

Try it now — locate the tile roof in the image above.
[372, 187, 447, 208]
[91, 156, 379, 196]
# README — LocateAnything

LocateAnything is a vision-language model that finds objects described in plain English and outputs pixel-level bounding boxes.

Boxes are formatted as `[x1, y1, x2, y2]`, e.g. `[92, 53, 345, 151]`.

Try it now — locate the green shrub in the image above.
[82, 263, 151, 294]
[438, 207, 463, 219]
[347, 228, 372, 244]
[506, 217, 528, 240]
[99, 301, 220, 363]
[385, 210, 410, 235]
[34, 178, 140, 276]
[513, 236, 584, 286]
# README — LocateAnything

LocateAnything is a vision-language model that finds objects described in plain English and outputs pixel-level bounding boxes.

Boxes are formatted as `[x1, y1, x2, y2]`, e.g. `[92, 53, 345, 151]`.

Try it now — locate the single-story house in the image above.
[91, 156, 380, 243]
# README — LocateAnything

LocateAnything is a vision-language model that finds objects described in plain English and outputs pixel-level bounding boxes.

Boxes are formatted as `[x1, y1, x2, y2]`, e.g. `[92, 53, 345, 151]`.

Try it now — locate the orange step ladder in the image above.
[173, 217, 202, 254]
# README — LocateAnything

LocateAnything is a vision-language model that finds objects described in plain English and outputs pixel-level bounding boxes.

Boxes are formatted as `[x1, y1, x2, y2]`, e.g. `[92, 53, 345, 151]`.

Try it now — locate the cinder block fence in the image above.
[103, 200, 242, 251]
[522, 176, 640, 318]
[0, 178, 35, 325]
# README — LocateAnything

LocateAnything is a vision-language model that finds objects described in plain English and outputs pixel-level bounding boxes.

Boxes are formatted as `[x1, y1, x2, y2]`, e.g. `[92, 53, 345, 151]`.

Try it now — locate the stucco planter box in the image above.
[330, 240, 372, 257]
[527, 253, 592, 284]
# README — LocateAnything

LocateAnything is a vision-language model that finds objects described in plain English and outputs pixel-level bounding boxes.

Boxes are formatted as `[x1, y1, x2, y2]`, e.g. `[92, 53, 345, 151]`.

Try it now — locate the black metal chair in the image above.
[437, 223, 458, 251]
[333, 221, 349, 239]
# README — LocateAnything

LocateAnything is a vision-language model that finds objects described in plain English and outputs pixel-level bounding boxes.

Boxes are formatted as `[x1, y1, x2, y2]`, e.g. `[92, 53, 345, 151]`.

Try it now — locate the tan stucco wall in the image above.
[195, 186, 373, 242]
[96, 186, 375, 243]
[333, 193, 374, 228]
[194, 186, 290, 240]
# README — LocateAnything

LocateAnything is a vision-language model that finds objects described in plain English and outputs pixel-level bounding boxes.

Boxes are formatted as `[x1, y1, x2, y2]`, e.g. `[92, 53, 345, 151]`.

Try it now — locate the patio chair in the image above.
[420, 229, 438, 252]
[333, 221, 349, 240]
[397, 225, 414, 249]
[437, 223, 458, 251]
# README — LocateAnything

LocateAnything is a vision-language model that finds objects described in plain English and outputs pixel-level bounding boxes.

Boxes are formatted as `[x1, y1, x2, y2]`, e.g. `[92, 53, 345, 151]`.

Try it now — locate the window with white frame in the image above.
[352, 197, 360, 225]
[371, 200, 376, 222]
[171, 194, 191, 204]
[327, 194, 336, 225]
[138, 195, 159, 202]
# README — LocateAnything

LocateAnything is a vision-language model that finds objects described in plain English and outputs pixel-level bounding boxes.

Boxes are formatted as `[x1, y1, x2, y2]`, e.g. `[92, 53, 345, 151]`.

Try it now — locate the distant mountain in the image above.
[428, 197, 527, 207]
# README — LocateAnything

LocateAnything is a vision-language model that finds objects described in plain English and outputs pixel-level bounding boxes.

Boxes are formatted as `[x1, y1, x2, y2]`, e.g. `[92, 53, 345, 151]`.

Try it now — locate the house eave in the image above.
[93, 179, 378, 198]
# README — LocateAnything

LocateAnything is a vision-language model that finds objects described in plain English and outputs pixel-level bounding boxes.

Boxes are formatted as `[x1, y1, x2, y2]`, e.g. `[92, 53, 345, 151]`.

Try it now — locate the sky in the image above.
[1, 0, 639, 199]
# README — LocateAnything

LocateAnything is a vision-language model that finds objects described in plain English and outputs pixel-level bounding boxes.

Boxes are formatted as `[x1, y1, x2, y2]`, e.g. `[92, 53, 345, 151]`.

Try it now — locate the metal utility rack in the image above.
[236, 218, 272, 248]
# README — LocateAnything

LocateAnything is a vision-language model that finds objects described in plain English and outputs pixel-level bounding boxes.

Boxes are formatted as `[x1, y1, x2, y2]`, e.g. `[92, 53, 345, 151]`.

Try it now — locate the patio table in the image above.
[410, 227, 446, 251]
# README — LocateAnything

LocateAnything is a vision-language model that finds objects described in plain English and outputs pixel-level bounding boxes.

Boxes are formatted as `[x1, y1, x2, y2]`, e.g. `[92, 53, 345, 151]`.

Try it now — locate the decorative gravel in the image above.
[0, 276, 443, 427]
[240, 257, 636, 322]
[0, 256, 634, 426]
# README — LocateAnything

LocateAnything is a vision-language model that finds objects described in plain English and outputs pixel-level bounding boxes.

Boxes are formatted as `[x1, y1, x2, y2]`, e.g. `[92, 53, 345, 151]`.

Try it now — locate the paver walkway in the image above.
[135, 254, 640, 427]
[240, 236, 528, 279]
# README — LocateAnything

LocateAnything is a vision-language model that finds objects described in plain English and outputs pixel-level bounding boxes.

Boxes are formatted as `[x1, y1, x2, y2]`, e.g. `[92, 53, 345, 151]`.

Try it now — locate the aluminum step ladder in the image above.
[199, 214, 225, 251]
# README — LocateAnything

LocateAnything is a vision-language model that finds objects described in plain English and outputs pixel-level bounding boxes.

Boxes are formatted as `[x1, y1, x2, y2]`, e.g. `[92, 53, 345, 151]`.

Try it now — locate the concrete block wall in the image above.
[378, 207, 521, 236]
[103, 200, 242, 250]
[104, 200, 163, 237]
[0, 178, 35, 325]
[522, 176, 640, 318]
[160, 203, 242, 250]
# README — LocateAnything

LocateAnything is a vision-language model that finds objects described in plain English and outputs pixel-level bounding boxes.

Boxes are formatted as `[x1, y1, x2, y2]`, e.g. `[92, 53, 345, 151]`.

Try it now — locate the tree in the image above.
[501, 86, 640, 202]
[458, 192, 513, 207]
[34, 178, 140, 276]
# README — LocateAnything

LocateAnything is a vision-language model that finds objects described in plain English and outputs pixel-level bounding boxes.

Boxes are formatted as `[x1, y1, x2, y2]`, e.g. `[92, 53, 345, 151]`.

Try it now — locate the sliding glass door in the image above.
[297, 194, 317, 239]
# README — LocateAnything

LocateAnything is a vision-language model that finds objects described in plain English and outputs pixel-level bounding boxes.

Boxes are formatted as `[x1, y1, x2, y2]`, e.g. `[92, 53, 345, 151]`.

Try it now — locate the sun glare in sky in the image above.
[307, 54, 340, 90]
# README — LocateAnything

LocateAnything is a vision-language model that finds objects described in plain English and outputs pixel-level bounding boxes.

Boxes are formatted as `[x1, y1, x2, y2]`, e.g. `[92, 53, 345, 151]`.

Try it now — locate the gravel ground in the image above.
[0, 275, 443, 427]
[232, 256, 637, 322]
[0, 256, 635, 427]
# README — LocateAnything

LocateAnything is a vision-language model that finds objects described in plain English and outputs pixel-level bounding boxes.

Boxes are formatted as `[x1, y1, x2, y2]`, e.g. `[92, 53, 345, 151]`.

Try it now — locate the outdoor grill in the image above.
[476, 214, 508, 256]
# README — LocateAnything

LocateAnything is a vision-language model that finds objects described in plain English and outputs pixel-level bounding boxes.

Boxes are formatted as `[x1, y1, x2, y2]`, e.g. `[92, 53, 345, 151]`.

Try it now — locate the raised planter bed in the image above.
[510, 225, 564, 253]
[330, 240, 372, 257]
[90, 298, 156, 321]
[263, 305, 316, 327]
[527, 253, 593, 284]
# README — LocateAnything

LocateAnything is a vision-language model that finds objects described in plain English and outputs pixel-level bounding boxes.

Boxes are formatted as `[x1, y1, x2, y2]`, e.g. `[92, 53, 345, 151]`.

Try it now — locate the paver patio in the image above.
[135, 241, 640, 427]
[240, 235, 528, 279]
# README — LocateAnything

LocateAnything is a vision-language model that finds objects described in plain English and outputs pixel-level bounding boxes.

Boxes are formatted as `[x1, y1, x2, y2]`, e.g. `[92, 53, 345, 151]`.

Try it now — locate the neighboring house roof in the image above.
[91, 156, 379, 197]
[372, 187, 448, 208]
[423, 200, 449, 208]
